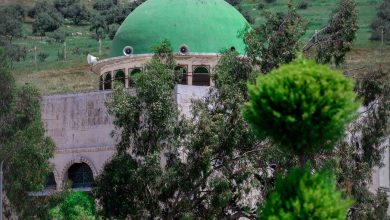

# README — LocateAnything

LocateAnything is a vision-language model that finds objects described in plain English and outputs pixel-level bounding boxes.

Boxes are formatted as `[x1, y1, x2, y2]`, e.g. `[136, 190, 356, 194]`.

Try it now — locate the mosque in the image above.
[42, 0, 249, 191]
[40, 0, 390, 214]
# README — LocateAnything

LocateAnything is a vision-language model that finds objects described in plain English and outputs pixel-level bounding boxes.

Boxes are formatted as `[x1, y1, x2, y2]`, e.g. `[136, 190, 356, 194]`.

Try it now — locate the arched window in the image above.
[193, 66, 210, 86]
[67, 163, 94, 188]
[175, 65, 187, 85]
[44, 172, 56, 190]
[115, 70, 126, 87]
[129, 68, 142, 87]
[99, 75, 104, 90]
[104, 72, 112, 90]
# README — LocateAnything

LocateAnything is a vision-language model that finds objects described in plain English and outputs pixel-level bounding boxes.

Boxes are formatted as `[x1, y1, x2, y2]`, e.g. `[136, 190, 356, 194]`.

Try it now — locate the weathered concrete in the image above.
[42, 85, 208, 189]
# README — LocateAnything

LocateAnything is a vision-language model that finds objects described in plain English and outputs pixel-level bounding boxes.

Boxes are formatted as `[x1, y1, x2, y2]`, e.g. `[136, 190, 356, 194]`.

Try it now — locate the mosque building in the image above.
[42, 0, 249, 192]
[40, 0, 390, 215]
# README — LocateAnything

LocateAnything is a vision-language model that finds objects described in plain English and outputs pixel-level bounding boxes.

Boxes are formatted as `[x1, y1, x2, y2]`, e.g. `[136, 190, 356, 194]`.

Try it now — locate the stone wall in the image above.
[41, 85, 209, 189]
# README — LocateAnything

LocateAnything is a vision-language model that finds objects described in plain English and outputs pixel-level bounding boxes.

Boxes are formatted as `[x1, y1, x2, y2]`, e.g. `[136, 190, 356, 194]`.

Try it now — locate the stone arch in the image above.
[104, 72, 112, 90]
[193, 65, 210, 86]
[175, 65, 188, 85]
[61, 156, 98, 188]
[114, 69, 126, 87]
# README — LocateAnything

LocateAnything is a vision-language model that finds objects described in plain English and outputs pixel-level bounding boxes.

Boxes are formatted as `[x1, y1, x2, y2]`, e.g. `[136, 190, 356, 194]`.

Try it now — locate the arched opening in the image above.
[99, 75, 104, 90]
[175, 65, 187, 85]
[44, 172, 56, 190]
[193, 66, 210, 86]
[115, 70, 126, 87]
[67, 163, 94, 189]
[129, 68, 142, 87]
[104, 72, 112, 90]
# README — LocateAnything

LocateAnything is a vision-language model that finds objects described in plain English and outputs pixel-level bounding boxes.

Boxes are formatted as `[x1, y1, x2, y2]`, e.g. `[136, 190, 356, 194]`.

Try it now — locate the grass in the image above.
[2, 0, 390, 95]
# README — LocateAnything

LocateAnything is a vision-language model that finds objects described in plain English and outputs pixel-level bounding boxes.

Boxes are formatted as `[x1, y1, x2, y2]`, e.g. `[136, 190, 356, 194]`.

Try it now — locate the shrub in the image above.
[259, 168, 353, 219]
[243, 59, 359, 156]
[38, 52, 49, 62]
[257, 3, 265, 9]
[370, 0, 390, 42]
[49, 192, 96, 220]
[298, 0, 308, 9]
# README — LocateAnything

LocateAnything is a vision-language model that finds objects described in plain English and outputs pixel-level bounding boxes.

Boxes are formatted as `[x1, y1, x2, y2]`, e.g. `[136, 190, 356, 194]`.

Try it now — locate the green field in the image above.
[3, 0, 389, 95]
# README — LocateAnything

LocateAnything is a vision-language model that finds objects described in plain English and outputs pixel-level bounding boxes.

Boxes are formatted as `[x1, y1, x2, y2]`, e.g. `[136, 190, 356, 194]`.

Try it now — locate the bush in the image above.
[260, 168, 353, 219]
[243, 59, 359, 156]
[257, 3, 265, 9]
[108, 24, 120, 40]
[226, 0, 241, 6]
[370, 0, 390, 42]
[49, 192, 96, 220]
[47, 29, 68, 43]
[38, 52, 49, 62]
[298, 0, 308, 9]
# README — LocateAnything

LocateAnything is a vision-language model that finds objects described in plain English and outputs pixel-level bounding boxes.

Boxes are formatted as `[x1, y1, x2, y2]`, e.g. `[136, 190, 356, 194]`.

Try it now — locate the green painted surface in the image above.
[110, 0, 250, 57]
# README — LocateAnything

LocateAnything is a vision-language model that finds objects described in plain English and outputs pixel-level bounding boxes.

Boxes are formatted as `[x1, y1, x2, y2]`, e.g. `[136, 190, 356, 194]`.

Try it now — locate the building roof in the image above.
[110, 0, 249, 57]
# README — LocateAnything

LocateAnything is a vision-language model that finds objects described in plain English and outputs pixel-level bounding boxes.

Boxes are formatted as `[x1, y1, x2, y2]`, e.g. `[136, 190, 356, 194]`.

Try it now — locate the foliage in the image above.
[89, 13, 108, 40]
[49, 192, 96, 220]
[0, 48, 55, 218]
[370, 0, 390, 42]
[0, 5, 24, 43]
[93, 0, 115, 12]
[260, 168, 353, 219]
[334, 68, 390, 219]
[304, 0, 358, 66]
[95, 45, 268, 218]
[226, 0, 241, 7]
[108, 24, 120, 40]
[244, 4, 305, 73]
[67, 3, 90, 25]
[297, 0, 308, 9]
[0, 49, 14, 117]
[243, 59, 359, 162]
[0, 41, 27, 63]
[47, 29, 68, 43]
[53, 0, 78, 17]
[265, 0, 276, 3]
[38, 52, 49, 62]
[32, 6, 64, 37]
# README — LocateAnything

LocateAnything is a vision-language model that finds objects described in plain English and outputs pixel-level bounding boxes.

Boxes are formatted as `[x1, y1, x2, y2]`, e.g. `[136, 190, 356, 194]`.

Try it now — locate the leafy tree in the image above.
[93, 0, 115, 13]
[53, 0, 78, 17]
[0, 48, 55, 218]
[67, 3, 90, 25]
[243, 58, 359, 166]
[47, 29, 68, 43]
[108, 24, 120, 40]
[333, 68, 390, 219]
[32, 8, 64, 37]
[260, 168, 353, 219]
[370, 0, 390, 42]
[304, 0, 358, 66]
[89, 13, 108, 40]
[0, 5, 24, 43]
[49, 192, 96, 220]
[244, 3, 305, 73]
[94, 44, 269, 218]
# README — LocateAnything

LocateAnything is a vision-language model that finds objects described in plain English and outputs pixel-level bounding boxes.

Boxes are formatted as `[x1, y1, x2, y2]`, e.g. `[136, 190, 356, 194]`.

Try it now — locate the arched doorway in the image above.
[67, 163, 94, 189]
[175, 65, 188, 85]
[192, 66, 210, 86]
[104, 72, 112, 90]
[115, 70, 126, 87]
[129, 68, 142, 87]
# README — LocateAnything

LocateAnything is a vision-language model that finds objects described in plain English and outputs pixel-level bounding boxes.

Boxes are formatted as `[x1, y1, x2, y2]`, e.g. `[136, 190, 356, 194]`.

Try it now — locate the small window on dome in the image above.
[230, 46, 236, 51]
[179, 45, 189, 54]
[123, 46, 134, 56]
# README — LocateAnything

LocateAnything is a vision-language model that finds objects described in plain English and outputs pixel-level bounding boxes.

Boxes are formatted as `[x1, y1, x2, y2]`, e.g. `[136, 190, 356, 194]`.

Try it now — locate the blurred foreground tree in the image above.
[0, 48, 55, 218]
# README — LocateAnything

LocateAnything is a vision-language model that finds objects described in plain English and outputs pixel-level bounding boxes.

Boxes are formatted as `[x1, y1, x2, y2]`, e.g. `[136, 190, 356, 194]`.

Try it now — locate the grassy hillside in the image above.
[2, 0, 389, 95]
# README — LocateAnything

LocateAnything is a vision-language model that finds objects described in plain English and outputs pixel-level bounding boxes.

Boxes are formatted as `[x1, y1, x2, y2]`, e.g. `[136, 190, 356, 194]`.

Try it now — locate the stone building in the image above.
[42, 0, 248, 191]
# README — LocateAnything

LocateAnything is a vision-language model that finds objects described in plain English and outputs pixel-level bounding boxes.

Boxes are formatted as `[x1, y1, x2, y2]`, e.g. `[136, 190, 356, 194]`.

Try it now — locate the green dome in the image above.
[110, 0, 249, 57]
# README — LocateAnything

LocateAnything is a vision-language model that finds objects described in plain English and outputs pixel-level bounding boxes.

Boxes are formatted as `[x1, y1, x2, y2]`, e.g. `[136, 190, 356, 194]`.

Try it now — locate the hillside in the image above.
[1, 0, 389, 95]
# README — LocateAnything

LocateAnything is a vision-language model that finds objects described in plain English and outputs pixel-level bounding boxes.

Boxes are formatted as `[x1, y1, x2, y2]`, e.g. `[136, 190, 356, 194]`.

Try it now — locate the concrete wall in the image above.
[42, 85, 209, 189]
